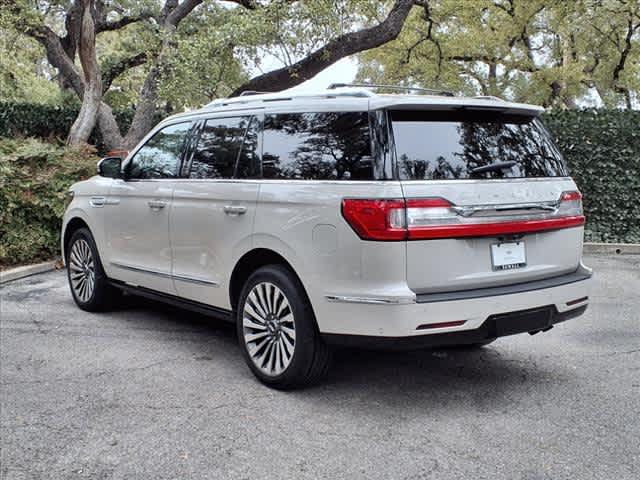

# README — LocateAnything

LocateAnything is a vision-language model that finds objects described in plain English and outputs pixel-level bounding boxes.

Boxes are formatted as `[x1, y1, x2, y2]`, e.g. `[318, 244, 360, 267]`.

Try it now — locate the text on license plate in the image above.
[491, 242, 526, 270]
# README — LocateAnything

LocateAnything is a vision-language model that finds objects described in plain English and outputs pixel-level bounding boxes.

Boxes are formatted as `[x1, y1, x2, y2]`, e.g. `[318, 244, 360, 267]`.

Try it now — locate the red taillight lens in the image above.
[341, 199, 407, 241]
[560, 191, 582, 202]
[342, 191, 585, 241]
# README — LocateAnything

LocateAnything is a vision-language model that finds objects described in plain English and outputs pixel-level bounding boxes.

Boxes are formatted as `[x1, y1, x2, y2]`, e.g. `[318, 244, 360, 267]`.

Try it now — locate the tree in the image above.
[357, 0, 640, 109]
[4, 0, 420, 148]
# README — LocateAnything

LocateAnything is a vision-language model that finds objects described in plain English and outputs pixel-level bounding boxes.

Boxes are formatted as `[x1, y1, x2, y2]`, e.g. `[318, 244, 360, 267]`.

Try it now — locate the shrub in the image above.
[543, 110, 640, 243]
[0, 138, 98, 267]
[0, 102, 136, 154]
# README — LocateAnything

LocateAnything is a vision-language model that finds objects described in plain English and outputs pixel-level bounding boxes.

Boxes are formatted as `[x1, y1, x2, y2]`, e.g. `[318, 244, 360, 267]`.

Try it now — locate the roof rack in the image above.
[474, 95, 506, 102]
[205, 87, 374, 109]
[238, 90, 271, 96]
[328, 82, 455, 97]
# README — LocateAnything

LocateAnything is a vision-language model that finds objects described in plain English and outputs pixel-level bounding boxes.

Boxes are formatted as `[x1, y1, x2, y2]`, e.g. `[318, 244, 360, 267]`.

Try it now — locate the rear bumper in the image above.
[314, 267, 592, 342]
[322, 304, 587, 350]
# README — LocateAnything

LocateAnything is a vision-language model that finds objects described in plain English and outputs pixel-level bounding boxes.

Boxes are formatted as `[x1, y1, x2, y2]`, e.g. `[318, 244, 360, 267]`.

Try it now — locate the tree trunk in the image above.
[97, 102, 125, 151]
[67, 0, 102, 146]
[123, 65, 163, 149]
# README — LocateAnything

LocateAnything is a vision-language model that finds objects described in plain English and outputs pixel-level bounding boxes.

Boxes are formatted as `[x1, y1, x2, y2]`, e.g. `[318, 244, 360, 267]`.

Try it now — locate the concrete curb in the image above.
[583, 242, 640, 255]
[0, 261, 58, 285]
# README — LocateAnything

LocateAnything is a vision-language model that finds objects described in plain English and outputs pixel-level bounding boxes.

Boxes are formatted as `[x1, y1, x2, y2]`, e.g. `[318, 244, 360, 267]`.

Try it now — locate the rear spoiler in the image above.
[369, 98, 544, 117]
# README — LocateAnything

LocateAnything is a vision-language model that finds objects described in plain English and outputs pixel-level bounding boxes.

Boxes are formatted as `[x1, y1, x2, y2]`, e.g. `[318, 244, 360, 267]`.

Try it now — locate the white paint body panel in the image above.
[170, 180, 258, 308]
[61, 89, 591, 339]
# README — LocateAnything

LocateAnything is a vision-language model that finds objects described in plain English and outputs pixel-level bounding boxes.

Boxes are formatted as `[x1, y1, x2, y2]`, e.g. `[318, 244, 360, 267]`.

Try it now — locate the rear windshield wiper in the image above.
[470, 161, 517, 175]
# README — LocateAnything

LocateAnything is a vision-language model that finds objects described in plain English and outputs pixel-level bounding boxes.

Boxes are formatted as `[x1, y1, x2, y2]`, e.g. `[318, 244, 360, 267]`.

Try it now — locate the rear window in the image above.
[262, 112, 373, 180]
[391, 110, 568, 180]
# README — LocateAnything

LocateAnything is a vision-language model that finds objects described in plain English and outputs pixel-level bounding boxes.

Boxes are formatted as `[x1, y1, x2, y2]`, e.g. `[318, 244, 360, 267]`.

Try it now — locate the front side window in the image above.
[262, 112, 373, 180]
[189, 116, 254, 179]
[127, 122, 191, 179]
[391, 111, 568, 180]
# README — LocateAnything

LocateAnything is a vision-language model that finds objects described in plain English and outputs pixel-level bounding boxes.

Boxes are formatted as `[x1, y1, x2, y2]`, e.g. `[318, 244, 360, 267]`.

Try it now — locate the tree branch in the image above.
[102, 52, 149, 93]
[96, 11, 154, 33]
[230, 0, 417, 96]
[22, 24, 85, 96]
[222, 0, 259, 9]
[166, 0, 204, 27]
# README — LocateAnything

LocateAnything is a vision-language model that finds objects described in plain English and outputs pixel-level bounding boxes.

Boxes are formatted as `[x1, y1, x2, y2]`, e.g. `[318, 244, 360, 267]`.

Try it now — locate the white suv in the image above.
[62, 85, 592, 388]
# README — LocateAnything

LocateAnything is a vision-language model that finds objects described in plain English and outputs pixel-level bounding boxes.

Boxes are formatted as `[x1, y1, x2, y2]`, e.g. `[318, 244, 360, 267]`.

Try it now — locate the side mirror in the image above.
[97, 157, 123, 178]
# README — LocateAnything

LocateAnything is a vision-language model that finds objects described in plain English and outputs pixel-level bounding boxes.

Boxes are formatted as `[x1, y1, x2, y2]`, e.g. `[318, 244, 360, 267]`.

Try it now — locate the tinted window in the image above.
[189, 116, 255, 179]
[127, 122, 191, 179]
[262, 112, 373, 180]
[391, 111, 568, 180]
[236, 116, 260, 179]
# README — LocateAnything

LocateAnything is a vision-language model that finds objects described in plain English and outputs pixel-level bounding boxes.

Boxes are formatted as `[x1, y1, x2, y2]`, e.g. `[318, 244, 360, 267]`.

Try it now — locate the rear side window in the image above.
[189, 116, 258, 179]
[391, 111, 568, 180]
[262, 112, 373, 180]
[127, 122, 191, 179]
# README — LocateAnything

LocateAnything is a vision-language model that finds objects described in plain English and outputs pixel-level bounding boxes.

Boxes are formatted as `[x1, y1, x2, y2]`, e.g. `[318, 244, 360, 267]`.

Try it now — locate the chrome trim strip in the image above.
[172, 273, 219, 287]
[325, 294, 415, 305]
[110, 262, 173, 279]
[110, 262, 219, 286]
[450, 201, 559, 217]
[118, 177, 572, 185]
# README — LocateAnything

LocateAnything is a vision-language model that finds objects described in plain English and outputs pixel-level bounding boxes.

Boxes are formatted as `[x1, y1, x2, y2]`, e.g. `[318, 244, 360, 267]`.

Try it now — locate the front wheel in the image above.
[67, 228, 120, 311]
[236, 265, 331, 389]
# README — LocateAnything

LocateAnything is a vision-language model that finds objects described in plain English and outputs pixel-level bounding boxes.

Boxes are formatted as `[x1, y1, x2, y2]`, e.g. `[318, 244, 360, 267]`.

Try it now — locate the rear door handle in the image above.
[223, 205, 247, 215]
[148, 200, 167, 210]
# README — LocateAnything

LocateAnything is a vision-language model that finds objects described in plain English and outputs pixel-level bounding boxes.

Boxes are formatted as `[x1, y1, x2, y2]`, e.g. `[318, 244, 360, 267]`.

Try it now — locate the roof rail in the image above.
[474, 95, 506, 102]
[238, 90, 271, 96]
[204, 87, 374, 109]
[328, 82, 455, 97]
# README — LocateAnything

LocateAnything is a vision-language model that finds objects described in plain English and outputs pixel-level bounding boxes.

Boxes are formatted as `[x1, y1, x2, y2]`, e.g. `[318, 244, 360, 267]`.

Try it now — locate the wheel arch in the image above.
[62, 217, 91, 262]
[229, 248, 312, 315]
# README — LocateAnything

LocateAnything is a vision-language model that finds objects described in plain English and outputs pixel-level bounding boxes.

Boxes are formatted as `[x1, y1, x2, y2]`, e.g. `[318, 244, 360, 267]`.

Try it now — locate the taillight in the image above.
[340, 199, 406, 241]
[341, 191, 585, 241]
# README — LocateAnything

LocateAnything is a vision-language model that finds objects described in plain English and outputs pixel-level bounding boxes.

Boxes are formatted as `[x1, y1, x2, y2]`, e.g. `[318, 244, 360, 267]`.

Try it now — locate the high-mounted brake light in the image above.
[341, 190, 585, 241]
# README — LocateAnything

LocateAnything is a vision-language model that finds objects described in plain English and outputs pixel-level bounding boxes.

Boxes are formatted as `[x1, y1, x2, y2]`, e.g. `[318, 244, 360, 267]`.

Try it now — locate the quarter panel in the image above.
[253, 180, 410, 332]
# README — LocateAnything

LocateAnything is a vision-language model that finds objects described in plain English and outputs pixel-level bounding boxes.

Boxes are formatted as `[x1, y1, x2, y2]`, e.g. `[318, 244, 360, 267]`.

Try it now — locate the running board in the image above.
[109, 280, 234, 323]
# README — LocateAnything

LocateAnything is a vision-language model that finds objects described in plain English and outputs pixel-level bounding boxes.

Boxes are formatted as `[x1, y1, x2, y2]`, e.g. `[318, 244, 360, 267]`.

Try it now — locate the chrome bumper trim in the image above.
[325, 294, 415, 305]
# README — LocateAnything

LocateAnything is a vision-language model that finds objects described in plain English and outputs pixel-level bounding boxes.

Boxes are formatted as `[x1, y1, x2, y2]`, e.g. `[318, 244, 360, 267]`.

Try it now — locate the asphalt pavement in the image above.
[1, 254, 638, 480]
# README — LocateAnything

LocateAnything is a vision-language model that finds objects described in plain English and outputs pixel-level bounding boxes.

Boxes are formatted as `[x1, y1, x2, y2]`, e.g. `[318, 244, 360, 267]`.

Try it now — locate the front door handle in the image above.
[148, 200, 167, 210]
[223, 205, 247, 215]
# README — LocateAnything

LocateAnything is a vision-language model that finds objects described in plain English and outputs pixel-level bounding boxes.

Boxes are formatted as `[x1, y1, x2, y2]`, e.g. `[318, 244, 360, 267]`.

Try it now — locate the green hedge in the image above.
[0, 102, 136, 154]
[543, 110, 640, 243]
[0, 139, 97, 267]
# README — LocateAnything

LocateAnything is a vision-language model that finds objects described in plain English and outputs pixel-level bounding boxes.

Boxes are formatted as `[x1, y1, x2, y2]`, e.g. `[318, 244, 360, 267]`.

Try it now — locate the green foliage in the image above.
[0, 138, 98, 267]
[358, 0, 640, 108]
[0, 102, 162, 153]
[543, 109, 640, 243]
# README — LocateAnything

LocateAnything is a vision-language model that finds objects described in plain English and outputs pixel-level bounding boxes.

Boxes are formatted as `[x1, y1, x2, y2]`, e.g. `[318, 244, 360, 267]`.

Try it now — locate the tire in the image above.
[66, 227, 120, 312]
[236, 264, 332, 389]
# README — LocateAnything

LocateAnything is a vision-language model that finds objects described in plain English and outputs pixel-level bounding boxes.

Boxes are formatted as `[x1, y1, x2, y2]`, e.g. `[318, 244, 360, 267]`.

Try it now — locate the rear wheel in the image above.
[237, 265, 331, 389]
[67, 228, 120, 311]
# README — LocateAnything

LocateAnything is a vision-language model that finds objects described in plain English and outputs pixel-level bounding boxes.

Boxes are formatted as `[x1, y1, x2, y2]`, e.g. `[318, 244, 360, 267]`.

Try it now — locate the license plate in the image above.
[491, 241, 526, 271]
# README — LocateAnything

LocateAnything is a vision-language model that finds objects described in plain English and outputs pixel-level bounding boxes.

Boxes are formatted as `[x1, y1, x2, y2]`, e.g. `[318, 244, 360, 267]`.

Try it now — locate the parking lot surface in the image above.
[1, 254, 638, 480]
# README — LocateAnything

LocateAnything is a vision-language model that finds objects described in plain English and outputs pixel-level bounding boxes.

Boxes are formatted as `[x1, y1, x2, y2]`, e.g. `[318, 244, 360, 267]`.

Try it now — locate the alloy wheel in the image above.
[242, 282, 296, 376]
[69, 238, 95, 303]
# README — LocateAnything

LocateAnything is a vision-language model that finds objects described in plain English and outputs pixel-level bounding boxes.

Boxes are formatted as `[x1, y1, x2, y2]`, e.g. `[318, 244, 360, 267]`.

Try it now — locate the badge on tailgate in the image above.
[491, 241, 526, 271]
